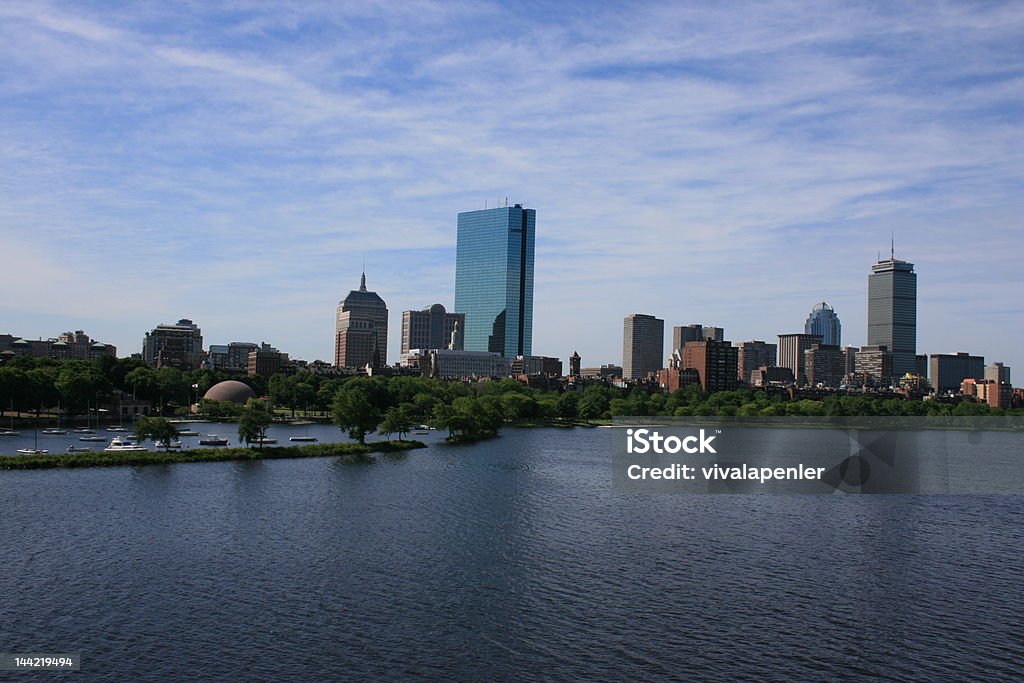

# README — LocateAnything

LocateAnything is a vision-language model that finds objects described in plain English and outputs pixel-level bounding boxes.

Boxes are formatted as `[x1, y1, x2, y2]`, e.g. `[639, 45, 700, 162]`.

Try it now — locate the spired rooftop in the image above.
[203, 380, 257, 405]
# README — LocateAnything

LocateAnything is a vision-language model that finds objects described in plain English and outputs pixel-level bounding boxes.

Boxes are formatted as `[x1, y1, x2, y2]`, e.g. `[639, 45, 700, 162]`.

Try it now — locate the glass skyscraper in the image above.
[867, 254, 917, 378]
[804, 302, 841, 346]
[454, 205, 535, 358]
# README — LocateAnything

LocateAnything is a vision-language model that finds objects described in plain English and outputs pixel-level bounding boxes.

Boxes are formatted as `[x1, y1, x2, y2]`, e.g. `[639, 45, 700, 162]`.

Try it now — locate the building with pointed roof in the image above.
[335, 272, 389, 369]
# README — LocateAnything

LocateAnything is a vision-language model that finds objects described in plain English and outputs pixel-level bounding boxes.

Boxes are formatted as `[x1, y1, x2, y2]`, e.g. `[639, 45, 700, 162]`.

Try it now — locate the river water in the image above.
[0, 427, 1021, 681]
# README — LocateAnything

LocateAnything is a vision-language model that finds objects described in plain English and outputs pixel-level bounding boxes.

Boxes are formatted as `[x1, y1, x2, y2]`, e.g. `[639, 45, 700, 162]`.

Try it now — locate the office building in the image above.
[930, 352, 984, 393]
[804, 302, 841, 346]
[401, 304, 464, 355]
[580, 365, 622, 380]
[867, 251, 917, 378]
[454, 205, 535, 358]
[985, 362, 1011, 385]
[804, 344, 845, 388]
[335, 272, 389, 369]
[672, 324, 723, 352]
[735, 340, 776, 385]
[142, 319, 204, 369]
[854, 345, 893, 387]
[568, 351, 581, 377]
[248, 345, 289, 378]
[511, 356, 563, 377]
[207, 342, 260, 371]
[682, 339, 739, 393]
[842, 347, 858, 377]
[623, 314, 665, 380]
[778, 333, 822, 385]
[420, 349, 511, 379]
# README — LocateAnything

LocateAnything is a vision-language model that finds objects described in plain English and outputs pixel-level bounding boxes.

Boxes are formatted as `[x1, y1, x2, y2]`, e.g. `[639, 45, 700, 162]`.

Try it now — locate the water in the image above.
[0, 428, 1021, 681]
[0, 421, 447, 455]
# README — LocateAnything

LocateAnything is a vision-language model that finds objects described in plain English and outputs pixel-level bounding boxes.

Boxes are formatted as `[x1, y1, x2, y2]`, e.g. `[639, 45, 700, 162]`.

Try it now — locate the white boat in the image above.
[254, 438, 278, 445]
[66, 445, 93, 453]
[164, 440, 183, 449]
[17, 448, 49, 455]
[80, 435, 107, 442]
[42, 428, 69, 435]
[0, 429, 20, 437]
[73, 428, 95, 434]
[289, 436, 318, 442]
[107, 426, 128, 433]
[199, 435, 229, 446]
[177, 430, 200, 437]
[104, 437, 148, 452]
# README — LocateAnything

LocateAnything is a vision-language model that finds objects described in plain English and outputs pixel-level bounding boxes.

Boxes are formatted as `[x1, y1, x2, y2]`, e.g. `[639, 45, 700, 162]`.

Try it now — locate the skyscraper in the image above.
[142, 319, 203, 369]
[401, 304, 464, 354]
[778, 333, 822, 386]
[672, 324, 723, 352]
[804, 302, 841, 346]
[868, 250, 917, 378]
[335, 272, 388, 369]
[623, 314, 664, 380]
[454, 205, 535, 358]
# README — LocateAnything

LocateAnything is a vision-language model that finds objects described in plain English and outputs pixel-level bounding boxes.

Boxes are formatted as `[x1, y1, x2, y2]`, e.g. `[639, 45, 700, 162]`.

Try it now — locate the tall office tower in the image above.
[805, 302, 841, 346]
[682, 339, 739, 392]
[400, 304, 465, 354]
[930, 352, 984, 393]
[672, 324, 723, 352]
[454, 204, 535, 358]
[842, 346, 859, 377]
[777, 333, 823, 386]
[623, 314, 665, 380]
[143, 319, 204, 369]
[335, 272, 389, 369]
[985, 362, 1011, 385]
[735, 340, 777, 385]
[868, 250, 917, 378]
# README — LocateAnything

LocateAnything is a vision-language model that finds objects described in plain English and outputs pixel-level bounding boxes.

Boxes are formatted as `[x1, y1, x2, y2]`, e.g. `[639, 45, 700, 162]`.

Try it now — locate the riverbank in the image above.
[0, 440, 426, 470]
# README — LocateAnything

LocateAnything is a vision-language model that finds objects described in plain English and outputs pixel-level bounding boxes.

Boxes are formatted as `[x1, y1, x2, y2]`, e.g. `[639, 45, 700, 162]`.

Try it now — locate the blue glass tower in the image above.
[454, 205, 535, 358]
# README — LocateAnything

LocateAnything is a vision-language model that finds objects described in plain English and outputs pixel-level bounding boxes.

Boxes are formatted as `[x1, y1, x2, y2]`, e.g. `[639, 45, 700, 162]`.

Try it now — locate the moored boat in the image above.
[198, 435, 229, 446]
[104, 437, 148, 452]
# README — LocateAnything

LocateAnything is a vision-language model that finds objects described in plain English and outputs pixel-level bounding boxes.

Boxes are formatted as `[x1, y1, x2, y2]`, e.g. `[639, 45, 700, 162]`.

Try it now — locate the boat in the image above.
[163, 440, 184, 450]
[73, 428, 95, 434]
[289, 436, 318, 442]
[412, 430, 429, 435]
[66, 445, 93, 453]
[17, 448, 49, 455]
[199, 435, 229, 446]
[107, 426, 128, 433]
[103, 437, 148, 452]
[254, 438, 278, 445]
[290, 420, 314, 426]
[0, 429, 20, 437]
[42, 428, 69, 435]
[177, 429, 200, 437]
[80, 436, 107, 442]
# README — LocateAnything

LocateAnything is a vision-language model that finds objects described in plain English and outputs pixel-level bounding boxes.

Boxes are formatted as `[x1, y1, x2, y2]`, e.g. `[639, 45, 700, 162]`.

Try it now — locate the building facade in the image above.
[930, 352, 984, 393]
[335, 273, 389, 369]
[985, 362, 1011, 385]
[867, 254, 917, 378]
[854, 345, 894, 387]
[777, 333, 823, 386]
[735, 340, 777, 385]
[672, 324, 723, 352]
[142, 319, 203, 369]
[804, 344, 845, 388]
[804, 302, 841, 346]
[682, 339, 739, 393]
[421, 349, 511, 379]
[511, 356, 563, 377]
[623, 314, 665, 380]
[454, 205, 535, 358]
[401, 304, 464, 355]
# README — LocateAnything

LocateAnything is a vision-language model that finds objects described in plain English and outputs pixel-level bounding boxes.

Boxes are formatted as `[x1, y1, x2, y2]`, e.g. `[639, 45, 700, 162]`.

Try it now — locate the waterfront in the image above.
[1, 427, 1022, 680]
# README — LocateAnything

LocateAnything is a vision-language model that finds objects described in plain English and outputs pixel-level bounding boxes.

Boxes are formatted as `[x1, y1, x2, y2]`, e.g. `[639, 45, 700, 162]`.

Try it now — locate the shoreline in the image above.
[0, 440, 426, 471]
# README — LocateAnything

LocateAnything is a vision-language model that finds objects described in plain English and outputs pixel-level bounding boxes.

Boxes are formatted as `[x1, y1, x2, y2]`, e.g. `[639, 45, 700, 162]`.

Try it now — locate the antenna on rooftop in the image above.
[891, 231, 894, 259]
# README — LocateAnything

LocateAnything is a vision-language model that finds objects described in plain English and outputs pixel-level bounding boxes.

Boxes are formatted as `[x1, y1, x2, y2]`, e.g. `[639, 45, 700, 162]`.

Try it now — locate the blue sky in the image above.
[1, 1, 1022, 373]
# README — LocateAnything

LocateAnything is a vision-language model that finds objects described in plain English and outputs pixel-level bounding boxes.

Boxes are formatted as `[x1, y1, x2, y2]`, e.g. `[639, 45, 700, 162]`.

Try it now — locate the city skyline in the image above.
[1, 3, 1022, 372]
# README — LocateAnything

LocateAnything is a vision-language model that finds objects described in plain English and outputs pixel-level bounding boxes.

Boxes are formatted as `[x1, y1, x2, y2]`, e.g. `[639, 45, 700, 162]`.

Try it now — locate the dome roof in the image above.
[203, 380, 257, 405]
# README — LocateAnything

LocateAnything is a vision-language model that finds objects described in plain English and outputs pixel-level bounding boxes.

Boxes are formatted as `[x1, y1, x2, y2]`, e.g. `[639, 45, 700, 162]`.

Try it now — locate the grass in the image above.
[0, 440, 426, 470]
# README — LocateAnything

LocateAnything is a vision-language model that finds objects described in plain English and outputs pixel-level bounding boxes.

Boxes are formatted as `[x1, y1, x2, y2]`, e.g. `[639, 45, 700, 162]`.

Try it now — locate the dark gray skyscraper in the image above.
[867, 250, 917, 378]
[624, 314, 664, 380]
[804, 302, 841, 346]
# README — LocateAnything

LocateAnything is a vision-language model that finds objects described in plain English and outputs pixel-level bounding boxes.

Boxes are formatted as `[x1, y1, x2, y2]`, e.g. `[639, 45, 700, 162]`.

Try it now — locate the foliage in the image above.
[238, 399, 273, 448]
[331, 381, 382, 444]
[379, 405, 413, 441]
[134, 416, 181, 451]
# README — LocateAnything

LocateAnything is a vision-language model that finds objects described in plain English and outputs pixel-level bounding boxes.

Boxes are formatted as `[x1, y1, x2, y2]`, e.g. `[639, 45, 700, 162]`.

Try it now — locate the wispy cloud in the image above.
[1, 1, 1022, 370]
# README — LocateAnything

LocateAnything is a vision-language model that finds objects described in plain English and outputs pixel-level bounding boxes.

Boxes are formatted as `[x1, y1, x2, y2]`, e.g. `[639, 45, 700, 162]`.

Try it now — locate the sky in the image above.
[1, 1, 1022, 373]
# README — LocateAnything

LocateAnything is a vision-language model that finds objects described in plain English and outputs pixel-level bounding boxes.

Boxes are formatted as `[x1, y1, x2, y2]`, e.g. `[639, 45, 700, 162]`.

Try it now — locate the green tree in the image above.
[331, 384, 381, 444]
[134, 416, 180, 451]
[380, 406, 413, 441]
[238, 399, 273, 448]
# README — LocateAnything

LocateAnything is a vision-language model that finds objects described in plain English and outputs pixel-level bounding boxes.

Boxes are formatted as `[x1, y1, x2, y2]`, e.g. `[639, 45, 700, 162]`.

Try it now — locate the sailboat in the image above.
[0, 399, 20, 437]
[17, 413, 49, 455]
[42, 401, 68, 435]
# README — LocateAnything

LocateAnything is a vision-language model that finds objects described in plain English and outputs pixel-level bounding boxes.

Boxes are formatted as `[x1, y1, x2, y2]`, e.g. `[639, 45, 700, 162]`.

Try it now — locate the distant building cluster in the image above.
[4, 211, 1016, 410]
